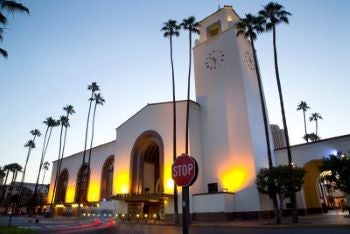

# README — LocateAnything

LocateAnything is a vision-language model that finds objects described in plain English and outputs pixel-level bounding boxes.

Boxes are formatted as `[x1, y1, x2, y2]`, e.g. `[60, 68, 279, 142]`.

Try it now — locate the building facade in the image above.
[48, 6, 349, 219]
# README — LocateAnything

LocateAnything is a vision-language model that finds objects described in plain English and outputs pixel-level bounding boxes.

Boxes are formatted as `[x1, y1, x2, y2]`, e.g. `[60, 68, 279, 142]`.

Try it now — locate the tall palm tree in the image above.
[236, 13, 281, 224]
[259, 1, 297, 223]
[0, 166, 5, 184]
[310, 112, 323, 137]
[32, 117, 59, 209]
[87, 93, 105, 172]
[180, 16, 200, 155]
[297, 101, 310, 142]
[17, 139, 36, 200]
[50, 115, 67, 205]
[2, 164, 10, 185]
[0, 0, 29, 59]
[77, 82, 99, 210]
[51, 105, 74, 206]
[39, 161, 50, 193]
[18, 129, 41, 195]
[161, 19, 180, 224]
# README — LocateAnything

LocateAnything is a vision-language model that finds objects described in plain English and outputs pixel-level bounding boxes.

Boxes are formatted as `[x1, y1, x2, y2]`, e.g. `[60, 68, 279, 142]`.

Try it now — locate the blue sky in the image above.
[1, 0, 349, 184]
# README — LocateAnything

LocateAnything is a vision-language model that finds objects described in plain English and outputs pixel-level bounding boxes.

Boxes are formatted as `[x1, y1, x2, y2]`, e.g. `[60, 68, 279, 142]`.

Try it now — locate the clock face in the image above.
[244, 51, 255, 71]
[205, 49, 224, 70]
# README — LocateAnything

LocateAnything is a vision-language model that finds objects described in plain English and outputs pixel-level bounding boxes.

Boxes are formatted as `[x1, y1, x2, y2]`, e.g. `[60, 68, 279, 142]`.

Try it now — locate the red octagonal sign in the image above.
[172, 154, 198, 187]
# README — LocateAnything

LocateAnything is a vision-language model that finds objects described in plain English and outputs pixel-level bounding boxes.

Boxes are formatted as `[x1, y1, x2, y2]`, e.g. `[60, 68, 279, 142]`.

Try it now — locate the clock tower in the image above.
[193, 6, 273, 212]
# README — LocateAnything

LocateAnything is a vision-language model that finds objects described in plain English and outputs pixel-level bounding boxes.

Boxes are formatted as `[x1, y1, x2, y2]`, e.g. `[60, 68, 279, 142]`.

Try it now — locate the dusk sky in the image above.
[1, 0, 349, 184]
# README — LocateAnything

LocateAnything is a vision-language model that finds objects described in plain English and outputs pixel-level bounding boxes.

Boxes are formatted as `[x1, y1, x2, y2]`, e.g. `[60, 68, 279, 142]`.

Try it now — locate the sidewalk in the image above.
[153, 210, 350, 228]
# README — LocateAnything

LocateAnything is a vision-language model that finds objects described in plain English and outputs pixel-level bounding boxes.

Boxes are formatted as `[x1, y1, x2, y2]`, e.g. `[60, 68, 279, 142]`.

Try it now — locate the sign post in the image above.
[172, 154, 198, 234]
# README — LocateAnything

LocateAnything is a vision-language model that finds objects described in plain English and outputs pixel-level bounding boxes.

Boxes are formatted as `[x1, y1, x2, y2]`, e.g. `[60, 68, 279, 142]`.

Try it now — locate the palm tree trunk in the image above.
[4, 171, 9, 185]
[169, 36, 179, 224]
[86, 101, 98, 201]
[51, 124, 64, 207]
[78, 96, 94, 212]
[272, 26, 298, 223]
[303, 111, 308, 143]
[185, 31, 192, 154]
[316, 120, 318, 136]
[32, 127, 50, 211]
[251, 38, 281, 224]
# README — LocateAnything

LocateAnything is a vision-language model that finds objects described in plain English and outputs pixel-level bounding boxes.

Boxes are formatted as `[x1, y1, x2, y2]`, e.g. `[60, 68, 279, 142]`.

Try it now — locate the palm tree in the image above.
[310, 112, 323, 137]
[87, 93, 105, 172]
[32, 117, 59, 209]
[297, 101, 310, 142]
[0, 0, 29, 59]
[51, 105, 74, 206]
[39, 161, 50, 193]
[161, 19, 180, 224]
[77, 82, 99, 210]
[259, 1, 296, 223]
[0, 27, 8, 58]
[0, 166, 5, 184]
[236, 13, 281, 224]
[180, 16, 200, 155]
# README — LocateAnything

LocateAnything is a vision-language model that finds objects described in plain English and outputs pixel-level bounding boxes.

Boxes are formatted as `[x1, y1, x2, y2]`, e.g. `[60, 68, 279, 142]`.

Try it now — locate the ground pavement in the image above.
[0, 210, 349, 232]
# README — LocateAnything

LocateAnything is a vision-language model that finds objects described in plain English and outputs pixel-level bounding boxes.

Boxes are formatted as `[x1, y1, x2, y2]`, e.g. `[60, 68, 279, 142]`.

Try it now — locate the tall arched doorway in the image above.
[75, 164, 89, 203]
[55, 169, 69, 203]
[129, 131, 165, 218]
[100, 156, 114, 200]
[303, 159, 323, 213]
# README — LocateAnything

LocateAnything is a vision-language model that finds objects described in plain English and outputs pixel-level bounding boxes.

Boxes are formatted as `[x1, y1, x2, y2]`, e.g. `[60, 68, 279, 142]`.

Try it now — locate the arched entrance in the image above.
[55, 169, 69, 203]
[100, 156, 114, 200]
[75, 164, 89, 203]
[129, 131, 165, 218]
[303, 160, 323, 213]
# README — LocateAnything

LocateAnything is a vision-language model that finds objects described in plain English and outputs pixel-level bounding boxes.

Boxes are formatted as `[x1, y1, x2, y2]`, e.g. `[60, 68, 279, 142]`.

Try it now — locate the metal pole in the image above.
[182, 186, 190, 234]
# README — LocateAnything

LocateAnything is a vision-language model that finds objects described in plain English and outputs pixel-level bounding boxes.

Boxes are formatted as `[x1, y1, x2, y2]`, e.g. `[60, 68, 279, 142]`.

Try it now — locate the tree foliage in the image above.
[319, 152, 350, 194]
[256, 165, 306, 204]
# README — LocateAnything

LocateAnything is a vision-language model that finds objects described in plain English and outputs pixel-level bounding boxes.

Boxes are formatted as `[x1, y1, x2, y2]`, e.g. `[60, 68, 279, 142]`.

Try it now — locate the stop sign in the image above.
[172, 154, 198, 187]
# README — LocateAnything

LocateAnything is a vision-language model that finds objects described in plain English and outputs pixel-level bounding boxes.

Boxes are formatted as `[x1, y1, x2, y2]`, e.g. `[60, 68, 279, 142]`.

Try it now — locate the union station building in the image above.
[48, 6, 349, 220]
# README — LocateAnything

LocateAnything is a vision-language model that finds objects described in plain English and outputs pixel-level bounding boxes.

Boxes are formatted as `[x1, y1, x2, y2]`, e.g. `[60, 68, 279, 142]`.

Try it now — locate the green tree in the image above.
[0, 0, 29, 58]
[236, 13, 281, 223]
[256, 165, 306, 216]
[180, 16, 200, 154]
[32, 117, 59, 209]
[309, 112, 323, 137]
[161, 19, 180, 224]
[297, 101, 310, 142]
[258, 2, 297, 223]
[319, 153, 350, 194]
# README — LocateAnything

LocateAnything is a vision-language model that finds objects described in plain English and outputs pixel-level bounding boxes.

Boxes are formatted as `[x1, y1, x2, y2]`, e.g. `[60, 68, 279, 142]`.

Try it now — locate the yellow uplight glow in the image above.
[65, 186, 75, 203]
[115, 172, 129, 194]
[88, 181, 100, 202]
[164, 163, 174, 193]
[221, 167, 249, 192]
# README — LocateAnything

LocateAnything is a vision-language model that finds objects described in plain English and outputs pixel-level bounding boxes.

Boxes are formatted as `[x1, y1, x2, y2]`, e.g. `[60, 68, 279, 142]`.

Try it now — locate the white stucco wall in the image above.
[275, 135, 350, 167]
[193, 7, 271, 212]
[48, 141, 115, 203]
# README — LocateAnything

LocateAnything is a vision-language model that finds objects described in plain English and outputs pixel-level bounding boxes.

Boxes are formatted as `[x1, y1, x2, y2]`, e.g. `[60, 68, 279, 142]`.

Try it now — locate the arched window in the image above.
[55, 169, 69, 203]
[100, 156, 114, 200]
[75, 164, 89, 203]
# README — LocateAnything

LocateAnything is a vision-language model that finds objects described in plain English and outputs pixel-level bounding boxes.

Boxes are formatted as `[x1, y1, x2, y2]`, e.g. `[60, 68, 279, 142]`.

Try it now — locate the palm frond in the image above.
[2, 1, 30, 15]
[0, 12, 6, 24]
[0, 47, 8, 58]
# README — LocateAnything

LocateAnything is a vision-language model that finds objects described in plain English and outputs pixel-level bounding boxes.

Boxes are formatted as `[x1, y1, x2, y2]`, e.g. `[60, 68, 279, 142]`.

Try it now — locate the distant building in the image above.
[270, 124, 286, 149]
[0, 182, 49, 214]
